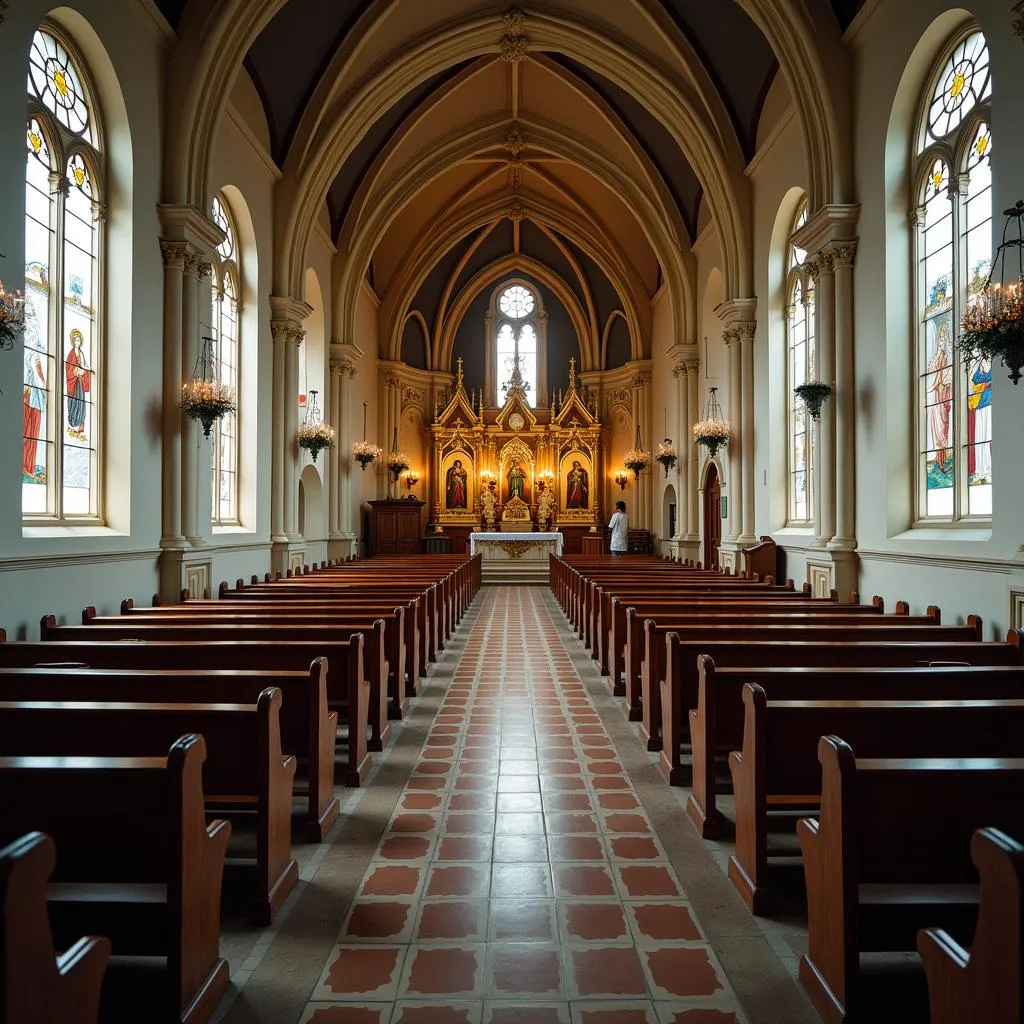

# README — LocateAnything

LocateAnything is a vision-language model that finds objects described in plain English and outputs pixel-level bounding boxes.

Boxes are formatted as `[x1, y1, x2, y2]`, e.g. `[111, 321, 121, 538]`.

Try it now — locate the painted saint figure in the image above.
[507, 461, 526, 502]
[968, 357, 992, 483]
[65, 328, 90, 440]
[927, 320, 953, 474]
[23, 344, 46, 480]
[445, 458, 468, 509]
[566, 459, 589, 509]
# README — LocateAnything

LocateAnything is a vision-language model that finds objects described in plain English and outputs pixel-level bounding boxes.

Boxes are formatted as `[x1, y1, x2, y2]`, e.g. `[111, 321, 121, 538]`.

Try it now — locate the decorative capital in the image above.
[631, 373, 649, 390]
[48, 172, 70, 197]
[91, 199, 108, 224]
[826, 240, 858, 268]
[1014, 1, 1024, 41]
[734, 322, 756, 344]
[817, 248, 836, 274]
[160, 239, 190, 270]
[271, 320, 304, 345]
[196, 256, 213, 281]
[383, 373, 402, 389]
[402, 386, 425, 408]
[500, 8, 528, 62]
[331, 359, 356, 379]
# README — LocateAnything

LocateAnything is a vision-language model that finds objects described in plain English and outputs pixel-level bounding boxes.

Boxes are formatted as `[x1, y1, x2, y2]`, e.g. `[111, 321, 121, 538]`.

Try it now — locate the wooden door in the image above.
[703, 464, 721, 570]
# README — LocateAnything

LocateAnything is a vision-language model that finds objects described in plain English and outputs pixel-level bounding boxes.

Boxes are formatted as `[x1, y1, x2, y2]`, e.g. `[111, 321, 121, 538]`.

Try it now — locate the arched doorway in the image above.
[702, 464, 721, 570]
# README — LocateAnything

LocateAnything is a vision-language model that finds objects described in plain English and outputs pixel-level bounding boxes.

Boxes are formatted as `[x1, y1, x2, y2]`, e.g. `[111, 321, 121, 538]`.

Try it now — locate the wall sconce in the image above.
[614, 469, 628, 491]
[405, 470, 420, 490]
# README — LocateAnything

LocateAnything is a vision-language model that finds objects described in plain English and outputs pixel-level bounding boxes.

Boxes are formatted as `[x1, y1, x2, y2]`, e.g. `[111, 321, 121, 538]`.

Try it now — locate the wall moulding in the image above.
[858, 548, 1024, 576]
[0, 548, 161, 573]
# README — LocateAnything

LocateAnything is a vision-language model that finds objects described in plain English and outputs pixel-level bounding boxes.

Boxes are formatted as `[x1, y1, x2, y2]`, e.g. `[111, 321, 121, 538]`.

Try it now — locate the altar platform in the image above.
[469, 531, 563, 584]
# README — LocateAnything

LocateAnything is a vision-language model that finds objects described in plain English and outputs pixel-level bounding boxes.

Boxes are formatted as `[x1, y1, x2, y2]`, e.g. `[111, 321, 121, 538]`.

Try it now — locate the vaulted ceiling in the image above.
[154, 1, 861, 364]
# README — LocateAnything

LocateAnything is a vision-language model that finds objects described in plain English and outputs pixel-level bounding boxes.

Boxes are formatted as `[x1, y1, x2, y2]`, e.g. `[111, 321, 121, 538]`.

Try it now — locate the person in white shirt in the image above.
[608, 500, 628, 554]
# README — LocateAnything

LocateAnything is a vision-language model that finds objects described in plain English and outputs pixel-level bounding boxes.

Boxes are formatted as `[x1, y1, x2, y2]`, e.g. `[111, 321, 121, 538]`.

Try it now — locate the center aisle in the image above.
[299, 586, 760, 1024]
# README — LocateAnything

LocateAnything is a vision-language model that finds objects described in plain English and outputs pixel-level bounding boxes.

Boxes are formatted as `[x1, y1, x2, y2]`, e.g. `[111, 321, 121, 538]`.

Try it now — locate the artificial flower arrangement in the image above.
[181, 379, 236, 437]
[655, 438, 678, 477]
[623, 446, 650, 479]
[692, 418, 731, 458]
[351, 439, 382, 470]
[385, 449, 410, 480]
[0, 281, 27, 351]
[297, 422, 336, 462]
[959, 278, 1024, 385]
[793, 380, 833, 419]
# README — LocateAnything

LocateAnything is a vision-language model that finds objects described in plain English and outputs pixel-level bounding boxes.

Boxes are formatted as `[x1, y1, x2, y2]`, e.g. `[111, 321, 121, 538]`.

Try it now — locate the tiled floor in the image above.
[299, 587, 750, 1024]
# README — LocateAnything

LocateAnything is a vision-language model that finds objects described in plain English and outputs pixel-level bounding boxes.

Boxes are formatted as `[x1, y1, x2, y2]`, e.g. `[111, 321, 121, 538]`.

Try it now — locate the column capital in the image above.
[631, 372, 650, 390]
[672, 360, 699, 378]
[160, 239, 191, 271]
[383, 372, 402, 390]
[331, 358, 357, 379]
[824, 240, 858, 268]
[48, 172, 70, 197]
[270, 321, 304, 345]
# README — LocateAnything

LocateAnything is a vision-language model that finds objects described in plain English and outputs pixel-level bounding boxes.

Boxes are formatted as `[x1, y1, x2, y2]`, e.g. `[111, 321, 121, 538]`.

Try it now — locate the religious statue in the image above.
[445, 458, 468, 509]
[566, 459, 589, 509]
[537, 483, 555, 531]
[480, 483, 497, 530]
[507, 461, 526, 502]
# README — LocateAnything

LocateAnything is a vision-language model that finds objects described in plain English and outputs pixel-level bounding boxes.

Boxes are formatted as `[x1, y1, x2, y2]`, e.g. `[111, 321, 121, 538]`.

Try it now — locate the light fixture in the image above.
[296, 388, 336, 463]
[692, 386, 731, 458]
[614, 469, 628, 490]
[623, 424, 650, 479]
[182, 333, 235, 437]
[406, 470, 420, 489]
[959, 199, 1024, 384]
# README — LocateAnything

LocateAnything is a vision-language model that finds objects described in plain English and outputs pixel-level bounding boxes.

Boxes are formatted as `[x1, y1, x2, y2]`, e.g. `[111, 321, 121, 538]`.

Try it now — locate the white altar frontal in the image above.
[470, 532, 563, 585]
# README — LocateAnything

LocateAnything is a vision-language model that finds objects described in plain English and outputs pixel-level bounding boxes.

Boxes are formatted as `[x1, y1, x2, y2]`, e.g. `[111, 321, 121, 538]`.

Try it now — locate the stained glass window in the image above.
[786, 203, 814, 524]
[211, 194, 240, 524]
[915, 28, 993, 521]
[23, 28, 103, 520]
[494, 284, 538, 406]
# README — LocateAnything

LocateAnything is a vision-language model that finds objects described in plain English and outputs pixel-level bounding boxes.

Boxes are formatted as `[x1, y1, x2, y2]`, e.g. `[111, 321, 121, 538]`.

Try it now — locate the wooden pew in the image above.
[26, 619, 383, 759]
[0, 689, 296, 925]
[0, 734, 230, 1024]
[0, 659, 342, 839]
[1, 831, 110, 1024]
[687, 658, 1024, 837]
[659, 630, 1024, 783]
[730, 686, 1024, 914]
[637, 617, 982, 750]
[798, 737, 1024, 1024]
[918, 827, 1024, 1024]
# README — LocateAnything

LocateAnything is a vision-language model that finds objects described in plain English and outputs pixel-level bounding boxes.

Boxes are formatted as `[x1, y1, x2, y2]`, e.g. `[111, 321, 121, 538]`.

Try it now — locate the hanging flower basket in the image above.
[298, 422, 336, 463]
[959, 201, 1024, 384]
[181, 379, 236, 437]
[692, 418, 731, 459]
[623, 447, 650, 479]
[656, 439, 678, 477]
[794, 381, 833, 419]
[0, 281, 28, 351]
[385, 450, 410, 481]
[351, 440, 381, 470]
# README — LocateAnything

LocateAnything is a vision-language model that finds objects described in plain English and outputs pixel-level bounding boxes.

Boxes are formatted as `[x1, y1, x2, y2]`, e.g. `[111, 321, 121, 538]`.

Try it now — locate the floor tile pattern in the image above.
[300, 587, 749, 1024]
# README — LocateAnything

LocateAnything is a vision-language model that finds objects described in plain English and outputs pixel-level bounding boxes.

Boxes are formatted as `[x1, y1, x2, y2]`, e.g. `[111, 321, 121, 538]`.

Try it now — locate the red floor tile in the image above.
[548, 834, 605, 861]
[415, 901, 488, 941]
[360, 866, 422, 897]
[377, 836, 432, 861]
[342, 902, 413, 940]
[608, 837, 661, 861]
[323, 946, 405, 998]
[561, 902, 630, 942]
[617, 866, 681, 899]
[426, 864, 490, 898]
[491, 862, 553, 898]
[390, 813, 440, 833]
[641, 946, 724, 998]
[489, 899, 557, 941]
[487, 943, 563, 996]
[401, 945, 482, 997]
[437, 836, 493, 862]
[627, 903, 702, 942]
[567, 946, 647, 998]
[553, 864, 616, 897]
[493, 833, 548, 861]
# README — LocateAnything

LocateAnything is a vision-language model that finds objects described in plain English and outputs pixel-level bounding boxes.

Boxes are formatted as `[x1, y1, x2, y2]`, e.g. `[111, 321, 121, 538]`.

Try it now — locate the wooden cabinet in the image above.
[369, 500, 424, 556]
[581, 533, 606, 555]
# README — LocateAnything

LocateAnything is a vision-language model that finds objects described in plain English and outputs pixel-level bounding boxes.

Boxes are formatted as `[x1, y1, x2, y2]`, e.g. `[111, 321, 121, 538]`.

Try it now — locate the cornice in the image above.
[792, 204, 860, 254]
[157, 204, 226, 251]
[858, 548, 1024, 576]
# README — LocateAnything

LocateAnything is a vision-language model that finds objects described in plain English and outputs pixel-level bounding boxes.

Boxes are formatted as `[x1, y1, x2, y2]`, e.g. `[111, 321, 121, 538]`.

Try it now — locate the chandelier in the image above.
[959, 199, 1024, 384]
[181, 334, 235, 437]
[692, 386, 731, 458]
[296, 388, 335, 463]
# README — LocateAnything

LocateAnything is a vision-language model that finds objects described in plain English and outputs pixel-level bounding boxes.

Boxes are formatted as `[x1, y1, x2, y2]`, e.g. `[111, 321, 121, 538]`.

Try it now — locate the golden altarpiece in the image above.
[429, 357, 602, 542]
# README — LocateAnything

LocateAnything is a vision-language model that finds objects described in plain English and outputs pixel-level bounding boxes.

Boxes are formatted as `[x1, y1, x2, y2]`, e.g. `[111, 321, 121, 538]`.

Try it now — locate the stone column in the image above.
[328, 359, 343, 539]
[672, 362, 688, 539]
[810, 252, 837, 548]
[630, 371, 650, 530]
[685, 362, 699, 542]
[284, 331, 302, 538]
[159, 241, 186, 550]
[738, 321, 757, 546]
[269, 323, 288, 545]
[724, 327, 743, 542]
[829, 241, 858, 550]
[337, 359, 357, 539]
[382, 372, 402, 498]
[180, 250, 211, 546]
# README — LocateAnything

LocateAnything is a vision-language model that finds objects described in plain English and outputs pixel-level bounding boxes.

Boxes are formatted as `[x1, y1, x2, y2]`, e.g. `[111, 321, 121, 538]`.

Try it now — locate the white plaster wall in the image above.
[0, 0, 168, 635]
[650, 285, 676, 543]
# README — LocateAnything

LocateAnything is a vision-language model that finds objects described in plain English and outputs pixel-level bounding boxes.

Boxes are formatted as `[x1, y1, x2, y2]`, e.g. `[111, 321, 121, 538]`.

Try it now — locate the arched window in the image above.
[786, 203, 814, 524]
[23, 27, 104, 519]
[210, 194, 240, 524]
[914, 28, 993, 520]
[494, 283, 538, 406]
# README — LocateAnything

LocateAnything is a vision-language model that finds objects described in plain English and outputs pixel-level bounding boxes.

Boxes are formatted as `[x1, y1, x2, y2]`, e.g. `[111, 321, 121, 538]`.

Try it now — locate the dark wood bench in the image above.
[1, 831, 110, 1024]
[26, 620, 382, 759]
[0, 689, 296, 924]
[687, 658, 1024, 837]
[798, 737, 1024, 1024]
[659, 630, 1024, 783]
[918, 827, 1024, 1024]
[0, 734, 230, 1024]
[0, 658, 343, 839]
[637, 617, 982, 750]
[731, 687, 1024, 914]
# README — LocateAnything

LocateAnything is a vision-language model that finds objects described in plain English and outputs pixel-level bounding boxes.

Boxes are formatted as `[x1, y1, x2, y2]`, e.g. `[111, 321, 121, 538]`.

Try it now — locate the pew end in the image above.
[918, 827, 1024, 1024]
[1, 830, 111, 1024]
[119, 598, 134, 615]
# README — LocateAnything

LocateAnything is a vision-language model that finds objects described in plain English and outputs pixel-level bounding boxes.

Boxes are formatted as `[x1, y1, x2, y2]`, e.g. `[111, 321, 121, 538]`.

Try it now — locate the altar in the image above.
[470, 531, 563, 585]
